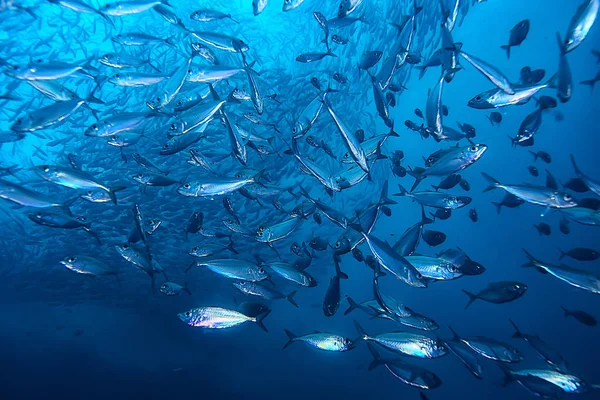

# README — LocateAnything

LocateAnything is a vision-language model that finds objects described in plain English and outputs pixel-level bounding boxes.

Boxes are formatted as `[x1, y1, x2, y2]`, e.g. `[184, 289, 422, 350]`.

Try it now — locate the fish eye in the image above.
[475, 95, 481, 101]
[184, 183, 190, 189]
[513, 284, 519, 290]
[122, 244, 129, 249]
[115, 73, 119, 78]
[91, 124, 97, 129]
[563, 194, 572, 201]
[42, 166, 50, 172]
[36, 212, 42, 218]
[192, 247, 198, 252]
[335, 241, 340, 248]
[185, 311, 191, 317]
[239, 281, 246, 286]
[470, 146, 477, 152]
[68, 257, 75, 263]
[258, 268, 265, 274]
[163, 144, 169, 149]
[16, 118, 22, 124]
[86, 191, 93, 195]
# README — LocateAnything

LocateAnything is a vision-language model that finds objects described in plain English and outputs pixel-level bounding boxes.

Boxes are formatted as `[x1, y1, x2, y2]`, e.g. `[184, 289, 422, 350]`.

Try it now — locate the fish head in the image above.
[110, 34, 124, 45]
[252, 265, 269, 281]
[34, 165, 60, 181]
[10, 115, 31, 132]
[406, 267, 428, 288]
[80, 190, 109, 203]
[3, 63, 27, 79]
[98, 54, 115, 67]
[467, 91, 495, 109]
[132, 173, 148, 184]
[381, 206, 392, 216]
[84, 121, 104, 137]
[233, 280, 253, 293]
[159, 283, 174, 295]
[555, 192, 578, 208]
[188, 246, 206, 257]
[27, 211, 46, 223]
[114, 242, 133, 256]
[60, 256, 85, 273]
[177, 181, 199, 197]
[231, 87, 250, 101]
[232, 38, 249, 53]
[463, 143, 487, 162]
[333, 237, 351, 255]
[177, 309, 196, 325]
[507, 282, 528, 297]
[430, 339, 448, 357]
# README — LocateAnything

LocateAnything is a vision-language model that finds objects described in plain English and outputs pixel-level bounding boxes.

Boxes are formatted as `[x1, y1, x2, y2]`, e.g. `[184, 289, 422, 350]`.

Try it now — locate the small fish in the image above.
[500, 19, 530, 58]
[487, 111, 502, 125]
[422, 230, 446, 247]
[462, 281, 528, 309]
[558, 247, 599, 261]
[469, 208, 478, 222]
[160, 282, 191, 296]
[283, 330, 355, 352]
[562, 0, 600, 54]
[560, 216, 571, 234]
[178, 307, 269, 332]
[528, 166, 539, 177]
[323, 254, 349, 317]
[449, 327, 523, 362]
[414, 108, 423, 118]
[534, 222, 551, 236]
[561, 306, 597, 326]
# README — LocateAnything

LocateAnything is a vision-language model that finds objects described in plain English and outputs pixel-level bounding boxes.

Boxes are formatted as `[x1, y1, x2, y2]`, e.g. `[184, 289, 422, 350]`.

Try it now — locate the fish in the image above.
[178, 307, 269, 332]
[509, 319, 569, 371]
[322, 254, 349, 317]
[60, 255, 118, 276]
[283, 330, 355, 352]
[395, 184, 472, 210]
[534, 222, 551, 236]
[354, 321, 447, 359]
[459, 50, 514, 94]
[560, 306, 597, 326]
[234, 281, 298, 308]
[422, 230, 446, 247]
[462, 282, 528, 309]
[481, 173, 578, 210]
[522, 249, 600, 294]
[561, 0, 600, 53]
[187, 258, 268, 282]
[35, 165, 123, 204]
[449, 327, 523, 363]
[160, 282, 191, 296]
[500, 19, 530, 58]
[366, 343, 442, 389]
[555, 33, 573, 103]
[558, 247, 600, 261]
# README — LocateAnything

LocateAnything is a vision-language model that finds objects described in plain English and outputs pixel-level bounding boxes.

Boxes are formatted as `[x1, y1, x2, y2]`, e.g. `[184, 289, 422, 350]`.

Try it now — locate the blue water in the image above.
[0, 0, 599, 399]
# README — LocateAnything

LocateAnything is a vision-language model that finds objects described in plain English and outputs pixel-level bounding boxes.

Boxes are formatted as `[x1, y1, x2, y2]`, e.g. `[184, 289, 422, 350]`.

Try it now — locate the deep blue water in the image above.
[0, 0, 599, 399]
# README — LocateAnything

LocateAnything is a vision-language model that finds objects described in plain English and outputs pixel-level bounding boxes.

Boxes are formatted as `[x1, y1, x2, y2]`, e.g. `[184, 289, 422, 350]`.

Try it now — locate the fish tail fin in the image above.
[97, 10, 114, 26]
[379, 180, 397, 206]
[415, 66, 427, 80]
[344, 296, 360, 315]
[491, 201, 502, 215]
[529, 150, 541, 162]
[286, 291, 299, 308]
[569, 154, 582, 175]
[558, 248, 567, 260]
[353, 320, 369, 340]
[148, 59, 162, 72]
[419, 392, 429, 400]
[184, 261, 197, 273]
[480, 172, 500, 192]
[555, 32, 564, 55]
[461, 289, 478, 309]
[254, 310, 271, 333]
[546, 73, 558, 89]
[85, 85, 104, 105]
[448, 325, 460, 341]
[334, 254, 348, 280]
[373, 141, 387, 161]
[83, 227, 102, 245]
[366, 343, 384, 371]
[521, 248, 543, 270]
[252, 169, 266, 185]
[560, 305, 570, 317]
[227, 239, 239, 254]
[183, 281, 192, 295]
[500, 44, 511, 59]
[580, 79, 597, 91]
[421, 205, 433, 225]
[509, 319, 522, 338]
[108, 186, 127, 204]
[165, 36, 178, 48]
[327, 50, 338, 58]
[359, 13, 369, 24]
[486, 115, 495, 126]
[407, 166, 425, 191]
[283, 329, 297, 349]
[228, 14, 240, 24]
[394, 183, 408, 197]
[497, 364, 516, 387]
[60, 196, 79, 215]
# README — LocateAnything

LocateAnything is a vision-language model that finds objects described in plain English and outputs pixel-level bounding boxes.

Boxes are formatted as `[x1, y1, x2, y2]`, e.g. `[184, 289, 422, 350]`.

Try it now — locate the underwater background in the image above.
[0, 0, 599, 399]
